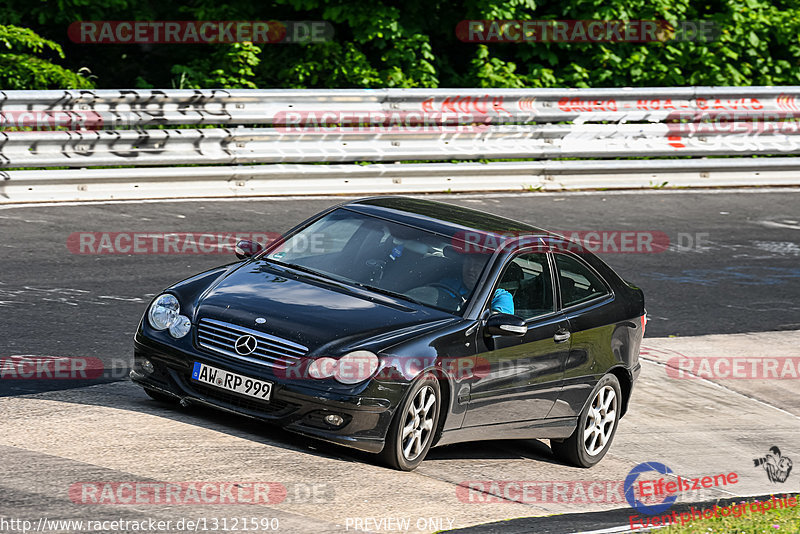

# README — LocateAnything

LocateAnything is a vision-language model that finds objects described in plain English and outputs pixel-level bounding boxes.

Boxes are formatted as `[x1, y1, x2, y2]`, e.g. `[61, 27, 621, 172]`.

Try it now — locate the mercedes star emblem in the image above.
[234, 334, 258, 355]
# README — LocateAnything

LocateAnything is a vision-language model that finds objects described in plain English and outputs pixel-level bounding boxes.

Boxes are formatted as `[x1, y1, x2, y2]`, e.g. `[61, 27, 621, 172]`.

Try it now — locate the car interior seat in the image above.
[560, 276, 576, 307]
[498, 262, 524, 304]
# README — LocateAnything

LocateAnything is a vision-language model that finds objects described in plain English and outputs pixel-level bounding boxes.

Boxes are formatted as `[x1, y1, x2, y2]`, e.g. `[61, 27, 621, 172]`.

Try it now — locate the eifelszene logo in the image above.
[625, 462, 678, 515]
[624, 461, 739, 515]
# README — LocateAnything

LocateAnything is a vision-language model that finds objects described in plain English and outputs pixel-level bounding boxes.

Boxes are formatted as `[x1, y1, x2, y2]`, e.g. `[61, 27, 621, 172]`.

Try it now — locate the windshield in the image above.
[264, 209, 492, 314]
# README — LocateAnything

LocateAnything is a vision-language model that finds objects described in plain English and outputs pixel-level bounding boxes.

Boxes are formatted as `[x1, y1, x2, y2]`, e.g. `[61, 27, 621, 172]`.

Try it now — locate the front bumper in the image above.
[132, 333, 407, 454]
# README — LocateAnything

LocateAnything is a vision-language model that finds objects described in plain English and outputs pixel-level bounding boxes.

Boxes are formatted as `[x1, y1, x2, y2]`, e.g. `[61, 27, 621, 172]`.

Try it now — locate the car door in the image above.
[546, 251, 616, 419]
[463, 251, 571, 427]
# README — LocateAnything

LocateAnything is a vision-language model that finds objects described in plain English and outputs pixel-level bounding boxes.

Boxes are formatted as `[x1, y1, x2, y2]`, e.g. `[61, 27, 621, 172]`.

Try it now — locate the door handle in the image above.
[553, 330, 571, 343]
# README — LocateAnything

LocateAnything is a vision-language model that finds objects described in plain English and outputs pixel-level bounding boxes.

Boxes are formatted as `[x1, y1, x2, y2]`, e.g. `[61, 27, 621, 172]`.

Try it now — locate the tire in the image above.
[379, 372, 441, 471]
[551, 373, 621, 468]
[143, 387, 176, 403]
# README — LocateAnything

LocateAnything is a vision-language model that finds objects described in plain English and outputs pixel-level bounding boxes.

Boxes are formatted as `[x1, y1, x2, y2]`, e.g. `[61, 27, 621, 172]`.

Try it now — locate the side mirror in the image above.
[235, 239, 264, 260]
[484, 313, 527, 337]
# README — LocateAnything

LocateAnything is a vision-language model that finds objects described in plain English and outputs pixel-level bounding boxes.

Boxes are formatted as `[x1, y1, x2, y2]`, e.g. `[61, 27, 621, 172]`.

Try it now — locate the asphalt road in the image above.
[1, 189, 799, 376]
[1, 190, 799, 534]
[1, 333, 798, 534]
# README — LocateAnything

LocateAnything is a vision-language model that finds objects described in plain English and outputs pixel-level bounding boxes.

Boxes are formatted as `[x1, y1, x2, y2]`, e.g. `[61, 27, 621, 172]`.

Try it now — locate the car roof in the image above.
[343, 197, 557, 243]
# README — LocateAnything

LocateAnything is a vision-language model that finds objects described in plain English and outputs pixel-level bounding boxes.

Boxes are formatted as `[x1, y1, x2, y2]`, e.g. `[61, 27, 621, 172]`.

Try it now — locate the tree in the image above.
[0, 24, 93, 89]
[1, 0, 798, 90]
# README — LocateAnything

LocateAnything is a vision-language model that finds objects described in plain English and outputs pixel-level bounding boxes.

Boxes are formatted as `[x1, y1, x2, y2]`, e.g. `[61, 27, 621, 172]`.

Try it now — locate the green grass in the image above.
[661, 495, 800, 534]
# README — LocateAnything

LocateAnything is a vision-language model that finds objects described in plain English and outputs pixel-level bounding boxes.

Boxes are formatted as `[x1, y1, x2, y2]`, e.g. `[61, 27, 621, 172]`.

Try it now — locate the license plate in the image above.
[191, 362, 272, 401]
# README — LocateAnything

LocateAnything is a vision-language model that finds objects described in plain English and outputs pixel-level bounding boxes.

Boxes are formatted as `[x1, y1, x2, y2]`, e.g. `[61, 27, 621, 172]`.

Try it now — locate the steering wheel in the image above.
[424, 283, 467, 310]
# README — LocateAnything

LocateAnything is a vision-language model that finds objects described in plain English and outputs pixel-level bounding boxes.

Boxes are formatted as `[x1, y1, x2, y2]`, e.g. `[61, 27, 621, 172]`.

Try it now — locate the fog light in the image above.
[169, 315, 192, 338]
[324, 414, 344, 426]
[141, 359, 154, 374]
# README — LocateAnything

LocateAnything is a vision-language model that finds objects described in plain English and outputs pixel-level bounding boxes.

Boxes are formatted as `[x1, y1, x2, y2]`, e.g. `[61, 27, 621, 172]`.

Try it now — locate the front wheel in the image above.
[551, 374, 621, 468]
[379, 372, 441, 471]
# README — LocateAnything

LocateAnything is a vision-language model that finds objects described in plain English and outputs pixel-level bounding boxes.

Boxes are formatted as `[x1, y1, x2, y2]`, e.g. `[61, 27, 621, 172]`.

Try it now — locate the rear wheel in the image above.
[379, 372, 441, 471]
[551, 374, 621, 468]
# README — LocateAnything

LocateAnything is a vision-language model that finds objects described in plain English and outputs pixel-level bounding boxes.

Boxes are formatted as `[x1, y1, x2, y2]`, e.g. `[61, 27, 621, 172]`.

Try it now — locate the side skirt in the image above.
[433, 416, 577, 448]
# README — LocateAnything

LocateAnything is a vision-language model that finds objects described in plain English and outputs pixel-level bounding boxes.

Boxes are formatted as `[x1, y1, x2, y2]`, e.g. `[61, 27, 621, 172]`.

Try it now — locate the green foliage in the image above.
[0, 24, 93, 89]
[0, 25, 63, 55]
[1, 0, 799, 89]
[0, 53, 93, 89]
[663, 495, 800, 533]
[172, 42, 263, 89]
[263, 41, 385, 88]
[461, 0, 800, 87]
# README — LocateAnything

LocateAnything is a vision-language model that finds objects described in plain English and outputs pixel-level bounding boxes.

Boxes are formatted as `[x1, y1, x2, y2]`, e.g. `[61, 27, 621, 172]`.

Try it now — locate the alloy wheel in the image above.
[400, 385, 437, 461]
[583, 385, 617, 456]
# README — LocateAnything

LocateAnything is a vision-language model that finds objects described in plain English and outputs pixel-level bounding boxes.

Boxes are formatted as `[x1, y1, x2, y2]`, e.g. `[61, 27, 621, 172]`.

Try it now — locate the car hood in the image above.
[194, 260, 455, 355]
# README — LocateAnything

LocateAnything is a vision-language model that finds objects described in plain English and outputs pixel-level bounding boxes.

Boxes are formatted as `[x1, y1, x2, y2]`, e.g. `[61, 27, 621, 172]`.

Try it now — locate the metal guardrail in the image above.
[1, 87, 799, 201]
[2, 87, 800, 124]
[2, 125, 800, 168]
[4, 157, 800, 203]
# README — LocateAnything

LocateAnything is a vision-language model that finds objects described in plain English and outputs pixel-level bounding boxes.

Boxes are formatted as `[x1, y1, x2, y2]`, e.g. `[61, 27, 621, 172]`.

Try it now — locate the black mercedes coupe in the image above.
[131, 196, 645, 471]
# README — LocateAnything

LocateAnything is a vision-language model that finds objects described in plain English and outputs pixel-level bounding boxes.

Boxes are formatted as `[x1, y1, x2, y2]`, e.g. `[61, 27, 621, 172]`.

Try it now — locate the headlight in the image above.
[169, 315, 192, 338]
[307, 352, 379, 384]
[148, 294, 180, 331]
[334, 351, 380, 385]
[308, 357, 337, 379]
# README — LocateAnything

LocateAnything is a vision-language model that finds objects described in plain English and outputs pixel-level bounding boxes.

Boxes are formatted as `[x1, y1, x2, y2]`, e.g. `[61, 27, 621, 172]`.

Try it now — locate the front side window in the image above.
[495, 252, 554, 320]
[555, 254, 609, 308]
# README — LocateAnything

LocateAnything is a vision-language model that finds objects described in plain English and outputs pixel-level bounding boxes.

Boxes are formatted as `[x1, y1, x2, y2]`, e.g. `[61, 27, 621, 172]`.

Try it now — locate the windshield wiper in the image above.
[352, 283, 426, 307]
[261, 258, 424, 306]
[261, 258, 346, 284]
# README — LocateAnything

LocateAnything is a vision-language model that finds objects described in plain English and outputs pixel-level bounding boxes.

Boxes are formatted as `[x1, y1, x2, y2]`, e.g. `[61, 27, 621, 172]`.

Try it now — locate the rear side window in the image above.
[555, 254, 609, 308]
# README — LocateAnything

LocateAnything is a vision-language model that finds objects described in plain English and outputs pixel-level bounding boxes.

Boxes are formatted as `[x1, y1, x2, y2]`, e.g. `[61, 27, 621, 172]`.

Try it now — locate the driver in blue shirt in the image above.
[440, 251, 514, 314]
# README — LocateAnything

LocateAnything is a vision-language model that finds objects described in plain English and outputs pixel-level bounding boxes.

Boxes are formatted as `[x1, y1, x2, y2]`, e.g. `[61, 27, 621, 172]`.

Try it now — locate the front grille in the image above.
[196, 318, 308, 369]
